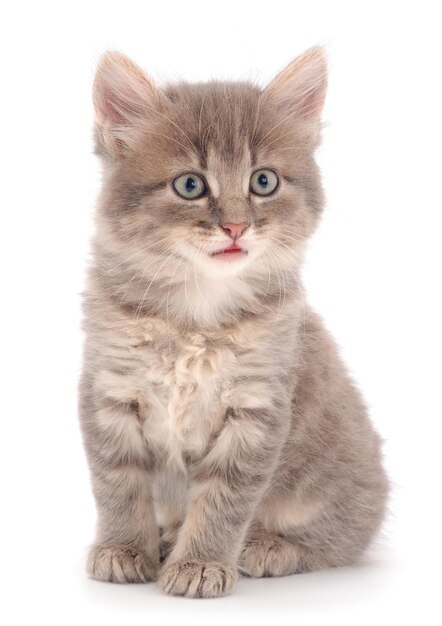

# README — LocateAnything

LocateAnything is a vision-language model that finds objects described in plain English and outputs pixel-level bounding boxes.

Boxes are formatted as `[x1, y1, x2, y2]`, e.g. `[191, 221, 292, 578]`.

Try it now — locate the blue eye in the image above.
[173, 173, 207, 199]
[250, 169, 278, 196]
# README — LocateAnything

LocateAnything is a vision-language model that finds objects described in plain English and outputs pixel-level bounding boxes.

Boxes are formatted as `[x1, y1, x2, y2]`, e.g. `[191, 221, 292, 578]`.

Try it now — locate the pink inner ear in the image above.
[278, 69, 327, 120]
[95, 75, 143, 126]
[95, 79, 123, 125]
[296, 84, 326, 119]
[94, 56, 152, 126]
[266, 48, 327, 121]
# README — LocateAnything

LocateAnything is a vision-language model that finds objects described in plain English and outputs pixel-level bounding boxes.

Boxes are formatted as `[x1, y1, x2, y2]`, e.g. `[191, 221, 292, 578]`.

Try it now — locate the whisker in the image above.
[191, 242, 211, 308]
[273, 232, 304, 244]
[183, 256, 194, 324]
[110, 266, 144, 302]
[268, 242, 306, 339]
[90, 234, 173, 284]
[258, 250, 273, 304]
[129, 236, 193, 338]
[166, 256, 184, 353]
[270, 236, 303, 263]
[266, 245, 286, 321]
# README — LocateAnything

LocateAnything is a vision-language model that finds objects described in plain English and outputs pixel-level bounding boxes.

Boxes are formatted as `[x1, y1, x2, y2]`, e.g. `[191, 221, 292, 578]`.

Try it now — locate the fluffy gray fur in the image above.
[79, 48, 389, 598]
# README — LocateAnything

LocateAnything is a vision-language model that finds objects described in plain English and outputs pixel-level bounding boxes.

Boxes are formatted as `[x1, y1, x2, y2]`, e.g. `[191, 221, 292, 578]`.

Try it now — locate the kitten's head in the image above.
[92, 48, 327, 310]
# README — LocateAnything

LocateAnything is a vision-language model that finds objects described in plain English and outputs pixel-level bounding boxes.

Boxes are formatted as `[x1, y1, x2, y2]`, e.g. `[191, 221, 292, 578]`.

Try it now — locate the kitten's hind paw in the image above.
[239, 531, 301, 577]
[159, 560, 237, 598]
[87, 544, 158, 583]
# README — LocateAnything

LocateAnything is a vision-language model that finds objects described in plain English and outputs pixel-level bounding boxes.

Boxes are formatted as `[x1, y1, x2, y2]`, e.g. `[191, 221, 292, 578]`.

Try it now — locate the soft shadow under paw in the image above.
[87, 544, 158, 583]
[159, 560, 237, 598]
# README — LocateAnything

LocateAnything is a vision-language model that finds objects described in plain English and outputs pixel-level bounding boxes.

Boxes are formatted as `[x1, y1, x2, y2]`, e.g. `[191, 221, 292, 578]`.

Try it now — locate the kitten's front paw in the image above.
[159, 560, 237, 598]
[87, 544, 158, 583]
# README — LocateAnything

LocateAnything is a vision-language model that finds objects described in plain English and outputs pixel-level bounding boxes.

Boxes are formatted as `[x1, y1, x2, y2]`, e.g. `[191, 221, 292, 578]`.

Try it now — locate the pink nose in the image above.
[221, 222, 249, 240]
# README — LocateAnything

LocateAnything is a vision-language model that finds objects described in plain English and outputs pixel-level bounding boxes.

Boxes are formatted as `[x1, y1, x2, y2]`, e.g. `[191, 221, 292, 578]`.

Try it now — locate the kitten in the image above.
[80, 47, 389, 598]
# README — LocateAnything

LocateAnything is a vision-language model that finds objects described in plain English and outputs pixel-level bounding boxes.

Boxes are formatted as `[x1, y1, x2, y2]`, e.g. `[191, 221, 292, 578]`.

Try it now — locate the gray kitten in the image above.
[80, 47, 389, 598]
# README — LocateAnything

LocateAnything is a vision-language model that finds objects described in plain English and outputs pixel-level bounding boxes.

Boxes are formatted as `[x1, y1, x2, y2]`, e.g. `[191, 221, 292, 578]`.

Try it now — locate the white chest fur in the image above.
[95, 317, 237, 471]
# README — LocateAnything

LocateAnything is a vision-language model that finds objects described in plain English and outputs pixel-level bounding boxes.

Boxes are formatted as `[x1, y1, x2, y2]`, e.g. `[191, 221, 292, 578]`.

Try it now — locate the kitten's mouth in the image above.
[211, 242, 247, 260]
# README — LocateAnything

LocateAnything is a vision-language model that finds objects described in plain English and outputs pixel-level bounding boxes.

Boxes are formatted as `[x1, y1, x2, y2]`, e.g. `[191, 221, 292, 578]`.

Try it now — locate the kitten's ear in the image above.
[93, 51, 165, 154]
[264, 47, 327, 122]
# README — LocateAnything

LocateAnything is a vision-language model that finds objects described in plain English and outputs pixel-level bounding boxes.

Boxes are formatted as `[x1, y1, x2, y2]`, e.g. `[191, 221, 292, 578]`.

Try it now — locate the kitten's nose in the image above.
[221, 222, 249, 240]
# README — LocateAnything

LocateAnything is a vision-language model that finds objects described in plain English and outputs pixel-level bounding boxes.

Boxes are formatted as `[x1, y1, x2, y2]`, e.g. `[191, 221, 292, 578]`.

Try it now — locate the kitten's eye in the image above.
[250, 169, 279, 196]
[173, 173, 207, 199]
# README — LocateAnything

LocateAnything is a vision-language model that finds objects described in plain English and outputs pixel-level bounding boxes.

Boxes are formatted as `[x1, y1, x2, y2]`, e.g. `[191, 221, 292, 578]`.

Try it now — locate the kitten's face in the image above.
[94, 50, 327, 283]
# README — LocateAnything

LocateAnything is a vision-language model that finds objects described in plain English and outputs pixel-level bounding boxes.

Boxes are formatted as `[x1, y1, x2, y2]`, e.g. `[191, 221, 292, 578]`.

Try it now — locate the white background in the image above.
[1, 1, 441, 623]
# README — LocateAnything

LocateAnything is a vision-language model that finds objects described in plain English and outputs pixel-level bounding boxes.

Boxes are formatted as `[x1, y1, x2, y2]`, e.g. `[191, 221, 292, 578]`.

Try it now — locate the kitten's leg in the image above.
[87, 464, 159, 583]
[239, 520, 368, 578]
[239, 494, 324, 577]
[158, 405, 289, 598]
[82, 398, 160, 583]
[240, 480, 388, 577]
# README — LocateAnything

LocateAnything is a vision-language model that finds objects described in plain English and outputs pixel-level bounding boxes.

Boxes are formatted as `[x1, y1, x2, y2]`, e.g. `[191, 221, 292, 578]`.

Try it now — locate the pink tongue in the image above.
[225, 243, 241, 252]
